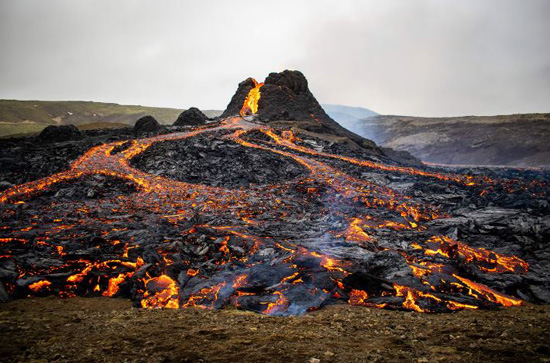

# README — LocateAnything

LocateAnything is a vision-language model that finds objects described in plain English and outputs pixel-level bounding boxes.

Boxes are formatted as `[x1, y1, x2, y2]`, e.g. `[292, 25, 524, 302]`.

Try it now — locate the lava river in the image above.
[0, 90, 546, 314]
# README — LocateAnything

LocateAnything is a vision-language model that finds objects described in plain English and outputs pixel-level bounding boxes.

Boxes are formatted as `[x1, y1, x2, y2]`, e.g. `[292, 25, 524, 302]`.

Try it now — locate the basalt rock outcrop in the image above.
[173, 107, 209, 126]
[38, 125, 82, 143]
[258, 70, 328, 122]
[131, 132, 307, 188]
[133, 115, 161, 133]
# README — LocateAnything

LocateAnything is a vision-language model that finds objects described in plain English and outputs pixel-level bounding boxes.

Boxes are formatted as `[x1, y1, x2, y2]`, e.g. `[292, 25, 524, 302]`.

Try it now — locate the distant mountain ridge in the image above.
[322, 103, 550, 167]
[321, 104, 377, 132]
[0, 100, 222, 137]
[350, 114, 550, 167]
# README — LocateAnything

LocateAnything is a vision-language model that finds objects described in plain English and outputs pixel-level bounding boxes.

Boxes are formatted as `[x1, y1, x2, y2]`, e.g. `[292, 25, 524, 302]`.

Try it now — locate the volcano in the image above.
[221, 70, 385, 155]
[0, 70, 549, 315]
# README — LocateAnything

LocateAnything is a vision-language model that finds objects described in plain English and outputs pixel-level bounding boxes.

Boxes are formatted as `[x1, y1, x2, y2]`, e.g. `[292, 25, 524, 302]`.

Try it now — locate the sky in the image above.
[0, 0, 549, 116]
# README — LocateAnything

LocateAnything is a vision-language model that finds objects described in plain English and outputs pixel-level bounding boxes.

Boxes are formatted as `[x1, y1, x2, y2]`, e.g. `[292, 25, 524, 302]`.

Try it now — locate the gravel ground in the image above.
[1, 297, 549, 362]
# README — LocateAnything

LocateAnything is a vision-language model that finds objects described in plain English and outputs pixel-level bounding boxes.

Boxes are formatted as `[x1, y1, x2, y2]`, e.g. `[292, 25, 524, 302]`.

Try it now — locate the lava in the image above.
[421, 236, 529, 273]
[0, 112, 540, 315]
[28, 280, 52, 292]
[141, 275, 180, 309]
[452, 274, 523, 307]
[240, 79, 264, 116]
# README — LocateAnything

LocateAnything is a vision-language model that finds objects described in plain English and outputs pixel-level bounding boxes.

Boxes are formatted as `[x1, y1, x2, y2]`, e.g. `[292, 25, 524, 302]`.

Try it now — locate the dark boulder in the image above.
[38, 124, 82, 143]
[173, 107, 208, 126]
[133, 115, 161, 133]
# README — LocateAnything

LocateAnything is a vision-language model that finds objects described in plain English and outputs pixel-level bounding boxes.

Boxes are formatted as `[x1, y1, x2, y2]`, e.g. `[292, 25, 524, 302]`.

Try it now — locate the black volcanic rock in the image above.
[2, 100, 550, 316]
[221, 70, 383, 155]
[258, 70, 328, 122]
[131, 132, 307, 188]
[133, 115, 161, 133]
[38, 125, 82, 143]
[264, 70, 309, 95]
[174, 107, 208, 126]
[0, 128, 136, 189]
[222, 70, 330, 123]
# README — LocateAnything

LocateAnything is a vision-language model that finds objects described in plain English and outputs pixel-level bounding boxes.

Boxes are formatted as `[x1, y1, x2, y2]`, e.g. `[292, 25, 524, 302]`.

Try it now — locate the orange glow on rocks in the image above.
[453, 274, 523, 307]
[423, 236, 528, 274]
[103, 273, 132, 297]
[28, 280, 52, 292]
[0, 111, 542, 314]
[240, 79, 264, 116]
[141, 275, 180, 309]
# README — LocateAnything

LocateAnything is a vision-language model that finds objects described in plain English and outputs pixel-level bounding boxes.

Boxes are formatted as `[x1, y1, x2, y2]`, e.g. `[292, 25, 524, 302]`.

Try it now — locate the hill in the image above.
[0, 100, 222, 137]
[351, 113, 550, 167]
[321, 103, 377, 131]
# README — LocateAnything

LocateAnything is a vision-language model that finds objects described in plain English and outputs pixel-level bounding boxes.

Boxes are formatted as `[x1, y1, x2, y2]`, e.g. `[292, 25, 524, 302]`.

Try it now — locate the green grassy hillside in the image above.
[0, 100, 222, 137]
[76, 122, 130, 131]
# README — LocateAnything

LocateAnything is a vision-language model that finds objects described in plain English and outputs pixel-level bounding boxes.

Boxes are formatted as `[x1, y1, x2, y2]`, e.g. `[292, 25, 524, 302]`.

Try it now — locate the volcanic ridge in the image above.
[0, 70, 549, 315]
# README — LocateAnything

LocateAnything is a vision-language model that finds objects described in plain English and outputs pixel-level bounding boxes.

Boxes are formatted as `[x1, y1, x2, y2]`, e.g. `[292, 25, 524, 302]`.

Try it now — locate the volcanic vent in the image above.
[0, 70, 549, 315]
[221, 70, 331, 122]
[221, 70, 381, 153]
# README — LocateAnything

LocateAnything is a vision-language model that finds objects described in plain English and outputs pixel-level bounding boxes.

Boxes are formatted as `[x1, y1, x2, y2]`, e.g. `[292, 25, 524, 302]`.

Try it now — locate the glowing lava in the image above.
[240, 78, 264, 116]
[0, 112, 540, 314]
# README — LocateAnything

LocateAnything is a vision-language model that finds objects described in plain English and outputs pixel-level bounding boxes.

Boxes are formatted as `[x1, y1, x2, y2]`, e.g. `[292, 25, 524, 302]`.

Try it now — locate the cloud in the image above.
[0, 0, 548, 116]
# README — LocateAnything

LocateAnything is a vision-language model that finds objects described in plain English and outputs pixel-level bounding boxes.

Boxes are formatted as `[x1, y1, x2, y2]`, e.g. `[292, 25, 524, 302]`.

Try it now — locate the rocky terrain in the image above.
[347, 114, 550, 167]
[0, 70, 549, 361]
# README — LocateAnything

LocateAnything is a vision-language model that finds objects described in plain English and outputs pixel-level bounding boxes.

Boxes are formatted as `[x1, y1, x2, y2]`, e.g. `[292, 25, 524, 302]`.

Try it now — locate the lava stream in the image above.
[0, 115, 535, 314]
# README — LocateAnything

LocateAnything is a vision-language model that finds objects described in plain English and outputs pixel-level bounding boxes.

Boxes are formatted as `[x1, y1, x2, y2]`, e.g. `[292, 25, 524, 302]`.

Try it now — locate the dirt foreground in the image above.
[1, 297, 549, 362]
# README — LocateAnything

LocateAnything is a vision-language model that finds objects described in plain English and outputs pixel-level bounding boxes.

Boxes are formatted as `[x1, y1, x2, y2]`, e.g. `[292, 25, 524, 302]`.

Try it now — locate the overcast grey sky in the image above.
[0, 0, 548, 116]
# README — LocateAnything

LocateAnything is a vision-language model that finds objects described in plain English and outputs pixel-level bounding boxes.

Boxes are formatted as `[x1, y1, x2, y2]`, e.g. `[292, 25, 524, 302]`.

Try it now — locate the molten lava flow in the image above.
[348, 289, 369, 305]
[141, 275, 180, 309]
[264, 291, 289, 314]
[262, 129, 513, 190]
[0, 113, 542, 314]
[240, 79, 264, 116]
[422, 236, 529, 273]
[181, 282, 228, 310]
[343, 218, 372, 244]
[452, 274, 523, 307]
[103, 272, 132, 297]
[28, 280, 51, 292]
[394, 285, 443, 313]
